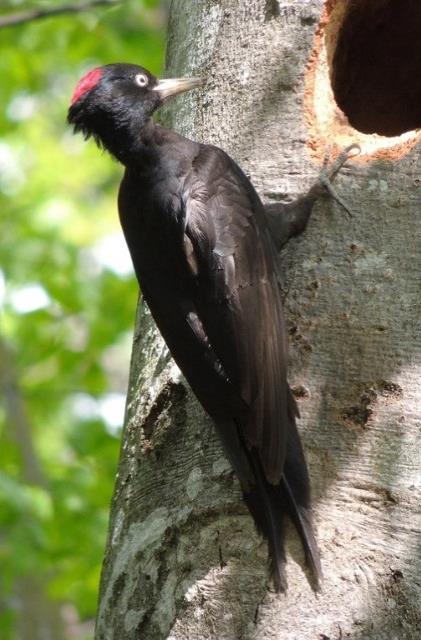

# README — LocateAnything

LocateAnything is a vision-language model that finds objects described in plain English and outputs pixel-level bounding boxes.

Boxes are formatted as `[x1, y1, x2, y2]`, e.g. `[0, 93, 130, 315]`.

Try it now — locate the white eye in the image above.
[135, 73, 148, 88]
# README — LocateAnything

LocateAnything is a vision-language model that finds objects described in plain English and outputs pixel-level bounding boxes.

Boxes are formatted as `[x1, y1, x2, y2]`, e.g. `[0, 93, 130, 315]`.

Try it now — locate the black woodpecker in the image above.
[68, 63, 358, 591]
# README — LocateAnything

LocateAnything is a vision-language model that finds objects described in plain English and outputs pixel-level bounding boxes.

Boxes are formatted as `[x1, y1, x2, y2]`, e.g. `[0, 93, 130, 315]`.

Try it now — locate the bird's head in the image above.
[67, 63, 201, 162]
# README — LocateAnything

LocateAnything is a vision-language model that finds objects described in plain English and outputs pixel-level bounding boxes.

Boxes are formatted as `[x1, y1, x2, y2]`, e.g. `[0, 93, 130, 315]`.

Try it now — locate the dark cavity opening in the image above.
[332, 0, 421, 137]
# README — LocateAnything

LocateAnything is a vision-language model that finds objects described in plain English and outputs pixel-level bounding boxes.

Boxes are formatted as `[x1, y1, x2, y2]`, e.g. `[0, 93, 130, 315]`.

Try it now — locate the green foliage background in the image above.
[0, 1, 165, 637]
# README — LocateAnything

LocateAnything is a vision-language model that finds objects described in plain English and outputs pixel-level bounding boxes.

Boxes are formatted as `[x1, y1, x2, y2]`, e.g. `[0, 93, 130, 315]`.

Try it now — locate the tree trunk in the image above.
[95, 1, 421, 638]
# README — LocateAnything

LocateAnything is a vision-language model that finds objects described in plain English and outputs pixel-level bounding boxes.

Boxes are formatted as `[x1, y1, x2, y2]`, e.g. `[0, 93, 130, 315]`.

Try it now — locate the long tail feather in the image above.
[280, 474, 322, 587]
[281, 397, 322, 587]
[215, 415, 321, 591]
[215, 419, 288, 590]
[244, 454, 288, 591]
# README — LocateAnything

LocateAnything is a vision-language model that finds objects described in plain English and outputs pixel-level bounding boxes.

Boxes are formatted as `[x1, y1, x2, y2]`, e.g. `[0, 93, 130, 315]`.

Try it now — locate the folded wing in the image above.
[182, 145, 289, 485]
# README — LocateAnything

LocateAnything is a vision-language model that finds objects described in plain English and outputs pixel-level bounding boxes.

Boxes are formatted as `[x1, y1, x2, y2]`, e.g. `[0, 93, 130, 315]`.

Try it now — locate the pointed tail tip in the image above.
[300, 537, 323, 594]
[271, 551, 322, 594]
[310, 563, 323, 593]
[271, 561, 288, 593]
[303, 523, 323, 589]
[303, 533, 323, 593]
[279, 475, 324, 591]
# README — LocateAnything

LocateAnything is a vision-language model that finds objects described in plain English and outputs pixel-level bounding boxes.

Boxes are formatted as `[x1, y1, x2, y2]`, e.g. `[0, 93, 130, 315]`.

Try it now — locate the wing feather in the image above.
[183, 146, 289, 484]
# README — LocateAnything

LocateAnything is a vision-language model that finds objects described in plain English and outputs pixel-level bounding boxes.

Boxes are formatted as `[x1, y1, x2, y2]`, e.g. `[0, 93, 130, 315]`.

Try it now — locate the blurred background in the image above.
[0, 1, 166, 637]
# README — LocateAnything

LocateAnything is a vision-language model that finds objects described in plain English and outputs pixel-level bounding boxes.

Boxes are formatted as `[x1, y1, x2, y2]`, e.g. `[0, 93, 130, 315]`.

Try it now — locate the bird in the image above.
[68, 63, 333, 592]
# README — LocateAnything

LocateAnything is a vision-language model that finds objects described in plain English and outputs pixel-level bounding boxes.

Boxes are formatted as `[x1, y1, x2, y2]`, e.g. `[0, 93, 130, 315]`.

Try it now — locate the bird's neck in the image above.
[101, 118, 159, 169]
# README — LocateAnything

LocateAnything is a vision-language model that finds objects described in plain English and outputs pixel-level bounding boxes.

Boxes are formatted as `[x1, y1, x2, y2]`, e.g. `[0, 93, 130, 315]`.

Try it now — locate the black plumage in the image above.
[68, 63, 321, 591]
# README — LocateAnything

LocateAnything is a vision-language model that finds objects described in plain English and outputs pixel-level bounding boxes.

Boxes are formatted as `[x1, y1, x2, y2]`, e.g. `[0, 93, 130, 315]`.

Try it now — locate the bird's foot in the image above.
[264, 143, 360, 249]
[313, 143, 361, 218]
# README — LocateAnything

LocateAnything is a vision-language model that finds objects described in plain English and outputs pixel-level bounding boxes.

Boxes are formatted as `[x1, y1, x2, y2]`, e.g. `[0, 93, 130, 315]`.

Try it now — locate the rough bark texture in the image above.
[95, 1, 421, 638]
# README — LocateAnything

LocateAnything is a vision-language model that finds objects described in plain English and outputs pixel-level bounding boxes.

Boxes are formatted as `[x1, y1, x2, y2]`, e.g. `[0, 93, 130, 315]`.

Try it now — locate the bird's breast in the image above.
[118, 176, 193, 295]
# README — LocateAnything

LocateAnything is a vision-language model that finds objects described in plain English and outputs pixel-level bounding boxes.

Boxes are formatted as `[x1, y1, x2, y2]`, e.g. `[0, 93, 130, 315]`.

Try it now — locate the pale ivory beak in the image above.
[152, 77, 202, 99]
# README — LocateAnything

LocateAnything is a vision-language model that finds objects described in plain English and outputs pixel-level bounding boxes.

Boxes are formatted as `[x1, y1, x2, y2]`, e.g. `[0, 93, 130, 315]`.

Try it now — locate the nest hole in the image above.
[332, 0, 421, 137]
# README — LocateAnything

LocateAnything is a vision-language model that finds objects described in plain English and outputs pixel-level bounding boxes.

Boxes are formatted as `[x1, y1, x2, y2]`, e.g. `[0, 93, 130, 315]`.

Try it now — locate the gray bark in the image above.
[95, 1, 421, 638]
